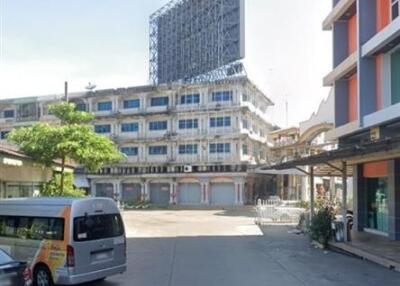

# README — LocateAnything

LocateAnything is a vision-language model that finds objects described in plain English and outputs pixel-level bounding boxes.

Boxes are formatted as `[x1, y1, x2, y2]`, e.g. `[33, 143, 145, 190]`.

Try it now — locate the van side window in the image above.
[0, 216, 64, 241]
[74, 214, 124, 242]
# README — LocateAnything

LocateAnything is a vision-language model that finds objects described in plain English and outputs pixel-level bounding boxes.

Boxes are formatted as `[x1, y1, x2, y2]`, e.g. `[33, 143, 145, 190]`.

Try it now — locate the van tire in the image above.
[33, 265, 54, 286]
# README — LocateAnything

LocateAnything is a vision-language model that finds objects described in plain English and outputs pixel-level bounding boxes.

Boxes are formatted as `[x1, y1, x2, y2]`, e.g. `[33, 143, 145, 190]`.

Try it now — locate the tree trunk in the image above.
[60, 156, 66, 196]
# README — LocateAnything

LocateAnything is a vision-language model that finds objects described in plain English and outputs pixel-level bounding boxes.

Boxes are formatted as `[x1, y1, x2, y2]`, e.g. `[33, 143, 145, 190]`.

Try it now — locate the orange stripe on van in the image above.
[31, 206, 71, 282]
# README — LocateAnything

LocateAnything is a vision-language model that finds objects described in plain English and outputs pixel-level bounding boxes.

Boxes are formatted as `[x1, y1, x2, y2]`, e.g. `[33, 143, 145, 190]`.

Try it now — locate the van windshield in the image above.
[73, 214, 124, 242]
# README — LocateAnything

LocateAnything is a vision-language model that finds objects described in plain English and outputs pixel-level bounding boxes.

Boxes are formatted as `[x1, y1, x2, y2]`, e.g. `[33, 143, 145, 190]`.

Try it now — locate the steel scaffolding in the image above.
[149, 0, 245, 85]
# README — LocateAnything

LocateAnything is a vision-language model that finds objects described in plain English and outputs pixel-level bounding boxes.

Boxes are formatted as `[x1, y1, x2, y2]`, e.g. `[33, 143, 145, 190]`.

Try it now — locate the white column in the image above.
[90, 179, 97, 197]
[113, 97, 119, 113]
[234, 178, 245, 205]
[88, 98, 94, 112]
[141, 180, 149, 202]
[113, 181, 121, 203]
[200, 179, 210, 205]
[170, 181, 177, 204]
[140, 95, 147, 111]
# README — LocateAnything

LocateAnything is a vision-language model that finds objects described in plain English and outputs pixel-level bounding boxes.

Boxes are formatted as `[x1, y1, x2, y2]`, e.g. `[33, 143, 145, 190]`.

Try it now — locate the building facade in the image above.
[0, 144, 74, 198]
[324, 0, 400, 240]
[0, 77, 274, 206]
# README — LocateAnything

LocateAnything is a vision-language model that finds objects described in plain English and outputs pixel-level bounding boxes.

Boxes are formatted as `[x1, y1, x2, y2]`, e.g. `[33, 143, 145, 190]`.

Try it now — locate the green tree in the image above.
[41, 173, 85, 198]
[8, 102, 123, 195]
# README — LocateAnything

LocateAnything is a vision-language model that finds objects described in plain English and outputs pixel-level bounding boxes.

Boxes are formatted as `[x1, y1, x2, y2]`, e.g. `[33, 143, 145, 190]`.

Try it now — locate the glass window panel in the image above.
[97, 102, 112, 111]
[123, 99, 140, 109]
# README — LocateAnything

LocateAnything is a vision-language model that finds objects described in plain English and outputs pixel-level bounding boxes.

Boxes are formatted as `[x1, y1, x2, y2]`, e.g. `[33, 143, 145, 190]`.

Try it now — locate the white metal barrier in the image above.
[254, 199, 305, 225]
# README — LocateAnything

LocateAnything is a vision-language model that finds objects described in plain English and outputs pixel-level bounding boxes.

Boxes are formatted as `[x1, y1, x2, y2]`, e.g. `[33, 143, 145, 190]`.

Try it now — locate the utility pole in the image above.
[64, 81, 69, 102]
[285, 98, 289, 127]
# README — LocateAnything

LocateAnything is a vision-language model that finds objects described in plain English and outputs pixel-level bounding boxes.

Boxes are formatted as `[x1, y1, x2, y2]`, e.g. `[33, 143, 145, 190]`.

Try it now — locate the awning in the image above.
[261, 135, 400, 176]
[74, 175, 90, 188]
[251, 168, 306, 176]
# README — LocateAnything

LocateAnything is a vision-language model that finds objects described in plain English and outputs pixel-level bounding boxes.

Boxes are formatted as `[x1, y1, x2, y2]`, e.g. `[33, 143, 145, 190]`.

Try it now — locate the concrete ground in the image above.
[79, 208, 400, 286]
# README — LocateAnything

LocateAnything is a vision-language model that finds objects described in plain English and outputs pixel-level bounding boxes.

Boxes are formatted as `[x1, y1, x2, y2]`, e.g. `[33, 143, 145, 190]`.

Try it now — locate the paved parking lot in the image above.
[80, 209, 400, 286]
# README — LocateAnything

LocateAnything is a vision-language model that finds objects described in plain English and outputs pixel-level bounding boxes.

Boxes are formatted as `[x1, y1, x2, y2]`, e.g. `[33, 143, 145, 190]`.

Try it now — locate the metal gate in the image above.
[149, 183, 170, 205]
[210, 183, 235, 205]
[178, 183, 201, 204]
[121, 183, 141, 204]
[95, 183, 114, 198]
[255, 199, 305, 225]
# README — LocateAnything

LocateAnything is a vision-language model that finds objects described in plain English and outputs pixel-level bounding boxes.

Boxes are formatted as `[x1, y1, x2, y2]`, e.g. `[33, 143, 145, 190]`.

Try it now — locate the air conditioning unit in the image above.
[183, 165, 192, 173]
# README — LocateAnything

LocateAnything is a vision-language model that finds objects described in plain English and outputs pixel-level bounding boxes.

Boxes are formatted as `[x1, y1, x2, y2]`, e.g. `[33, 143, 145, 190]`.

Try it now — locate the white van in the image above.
[0, 197, 127, 286]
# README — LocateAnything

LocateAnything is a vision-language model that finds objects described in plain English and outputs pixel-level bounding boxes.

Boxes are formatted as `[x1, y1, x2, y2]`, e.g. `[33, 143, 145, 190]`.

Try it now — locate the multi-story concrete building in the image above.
[323, 0, 400, 240]
[0, 77, 274, 206]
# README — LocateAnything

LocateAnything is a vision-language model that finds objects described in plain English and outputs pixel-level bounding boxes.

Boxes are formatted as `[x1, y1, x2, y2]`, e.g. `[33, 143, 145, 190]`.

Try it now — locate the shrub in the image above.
[309, 206, 335, 247]
[41, 173, 86, 198]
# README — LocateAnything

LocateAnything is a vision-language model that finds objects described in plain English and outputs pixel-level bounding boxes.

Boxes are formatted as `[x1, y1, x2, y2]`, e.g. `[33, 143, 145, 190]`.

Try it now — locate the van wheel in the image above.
[34, 265, 54, 286]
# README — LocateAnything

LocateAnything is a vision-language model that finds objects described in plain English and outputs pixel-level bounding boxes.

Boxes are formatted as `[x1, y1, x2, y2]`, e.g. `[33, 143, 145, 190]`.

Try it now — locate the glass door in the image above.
[366, 178, 389, 234]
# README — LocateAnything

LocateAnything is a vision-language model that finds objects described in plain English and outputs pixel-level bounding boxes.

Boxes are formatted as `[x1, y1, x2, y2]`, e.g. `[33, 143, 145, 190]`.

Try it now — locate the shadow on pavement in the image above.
[76, 226, 400, 286]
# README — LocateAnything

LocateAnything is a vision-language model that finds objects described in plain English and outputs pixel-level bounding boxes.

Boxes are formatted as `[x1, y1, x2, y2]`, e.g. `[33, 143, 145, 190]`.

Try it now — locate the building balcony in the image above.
[0, 118, 16, 125]
[363, 102, 400, 129]
[322, 0, 356, 31]
[362, 18, 400, 57]
[323, 52, 358, 86]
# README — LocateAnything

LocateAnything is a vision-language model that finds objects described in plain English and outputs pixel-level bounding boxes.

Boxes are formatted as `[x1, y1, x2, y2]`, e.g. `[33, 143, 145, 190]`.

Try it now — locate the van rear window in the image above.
[73, 214, 124, 242]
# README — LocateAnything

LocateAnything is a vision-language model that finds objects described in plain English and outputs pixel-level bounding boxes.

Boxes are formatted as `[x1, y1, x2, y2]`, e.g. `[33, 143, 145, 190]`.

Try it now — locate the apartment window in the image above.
[123, 99, 140, 109]
[0, 131, 9, 140]
[3, 110, 14, 118]
[178, 119, 198, 129]
[94, 125, 111, 134]
[75, 103, 86, 112]
[210, 116, 231, 128]
[121, 123, 139, 133]
[151, 97, 169, 107]
[392, 0, 399, 20]
[149, 146, 168, 155]
[209, 143, 231, 154]
[149, 121, 167, 131]
[121, 147, 138, 156]
[178, 144, 198, 155]
[180, 94, 200, 104]
[242, 145, 248, 155]
[97, 101, 112, 111]
[242, 119, 248, 129]
[212, 91, 233, 102]
[242, 93, 248, 102]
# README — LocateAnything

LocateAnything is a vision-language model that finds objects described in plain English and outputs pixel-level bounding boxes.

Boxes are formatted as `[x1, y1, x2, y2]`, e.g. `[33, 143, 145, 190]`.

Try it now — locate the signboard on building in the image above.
[149, 0, 245, 84]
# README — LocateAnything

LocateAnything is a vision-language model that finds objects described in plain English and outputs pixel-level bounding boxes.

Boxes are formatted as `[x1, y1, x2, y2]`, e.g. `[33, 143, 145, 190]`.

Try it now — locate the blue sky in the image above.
[0, 0, 332, 127]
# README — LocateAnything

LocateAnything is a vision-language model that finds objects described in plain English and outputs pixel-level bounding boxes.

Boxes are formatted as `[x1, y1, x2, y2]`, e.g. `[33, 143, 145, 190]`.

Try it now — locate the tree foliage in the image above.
[40, 173, 85, 198]
[8, 102, 123, 195]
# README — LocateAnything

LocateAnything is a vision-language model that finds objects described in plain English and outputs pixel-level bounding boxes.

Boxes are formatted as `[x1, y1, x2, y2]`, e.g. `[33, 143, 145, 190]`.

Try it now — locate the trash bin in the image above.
[332, 221, 345, 242]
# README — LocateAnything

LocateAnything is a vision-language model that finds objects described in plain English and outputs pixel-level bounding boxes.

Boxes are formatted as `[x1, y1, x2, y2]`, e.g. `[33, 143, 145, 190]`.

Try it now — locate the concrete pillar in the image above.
[90, 179, 97, 197]
[87, 98, 94, 112]
[200, 179, 210, 205]
[113, 181, 121, 202]
[170, 181, 177, 205]
[233, 178, 245, 205]
[310, 166, 315, 220]
[342, 161, 348, 242]
[388, 159, 400, 240]
[113, 97, 119, 113]
[141, 180, 149, 202]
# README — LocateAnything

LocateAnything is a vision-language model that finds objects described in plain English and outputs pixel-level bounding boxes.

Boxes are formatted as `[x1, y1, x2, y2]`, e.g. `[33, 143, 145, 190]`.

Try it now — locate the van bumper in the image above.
[56, 264, 127, 285]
